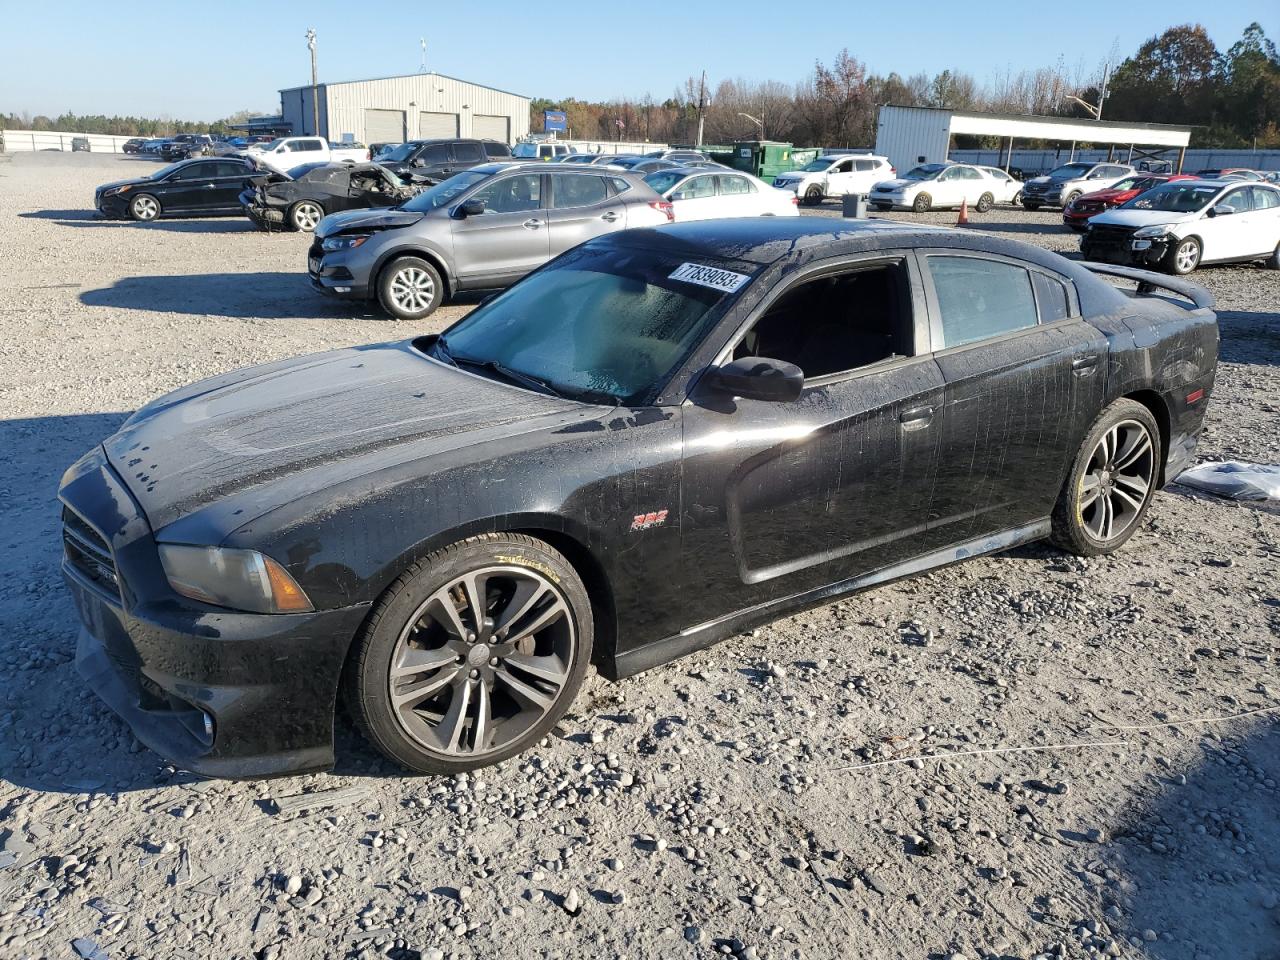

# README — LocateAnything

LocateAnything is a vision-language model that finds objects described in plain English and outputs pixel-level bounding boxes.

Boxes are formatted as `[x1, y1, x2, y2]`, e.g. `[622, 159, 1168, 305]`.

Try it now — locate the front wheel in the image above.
[1165, 236, 1201, 275]
[912, 192, 932, 213]
[1064, 191, 1082, 207]
[1050, 399, 1161, 557]
[975, 192, 994, 213]
[803, 185, 824, 206]
[289, 200, 324, 232]
[344, 533, 594, 774]
[377, 256, 444, 320]
[129, 193, 160, 221]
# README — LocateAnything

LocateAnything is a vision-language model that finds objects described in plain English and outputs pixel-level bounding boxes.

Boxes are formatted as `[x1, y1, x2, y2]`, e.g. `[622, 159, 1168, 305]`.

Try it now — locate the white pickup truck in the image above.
[239, 137, 369, 173]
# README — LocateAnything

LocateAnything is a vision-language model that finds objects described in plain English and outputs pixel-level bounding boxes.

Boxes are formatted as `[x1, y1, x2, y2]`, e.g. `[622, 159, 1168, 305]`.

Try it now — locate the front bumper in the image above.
[1022, 191, 1063, 206]
[60, 448, 369, 779]
[95, 194, 129, 219]
[307, 241, 367, 299]
[1080, 231, 1171, 267]
[870, 193, 907, 208]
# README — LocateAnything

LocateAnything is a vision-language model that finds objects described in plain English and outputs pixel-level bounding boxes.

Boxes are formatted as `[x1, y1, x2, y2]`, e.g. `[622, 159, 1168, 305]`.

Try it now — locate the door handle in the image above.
[523, 219, 542, 229]
[601, 211, 619, 222]
[899, 405, 934, 427]
[1072, 354, 1099, 374]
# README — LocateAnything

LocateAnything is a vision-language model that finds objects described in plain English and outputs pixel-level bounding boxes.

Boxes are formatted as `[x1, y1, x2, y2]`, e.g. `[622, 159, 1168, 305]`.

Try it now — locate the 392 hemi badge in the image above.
[630, 509, 669, 531]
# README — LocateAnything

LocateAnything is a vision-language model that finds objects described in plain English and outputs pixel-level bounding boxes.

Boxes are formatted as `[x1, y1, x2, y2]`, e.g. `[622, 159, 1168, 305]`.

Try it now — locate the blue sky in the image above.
[3, 1, 1276, 120]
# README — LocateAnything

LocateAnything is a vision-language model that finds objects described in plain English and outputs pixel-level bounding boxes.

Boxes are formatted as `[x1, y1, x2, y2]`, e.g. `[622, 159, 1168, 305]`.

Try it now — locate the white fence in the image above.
[1, 130, 139, 153]
[949, 147, 1280, 174]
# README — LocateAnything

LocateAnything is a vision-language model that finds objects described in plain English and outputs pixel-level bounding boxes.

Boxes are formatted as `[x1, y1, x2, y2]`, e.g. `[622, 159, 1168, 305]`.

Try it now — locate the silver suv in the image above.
[309, 163, 673, 319]
[1021, 161, 1134, 210]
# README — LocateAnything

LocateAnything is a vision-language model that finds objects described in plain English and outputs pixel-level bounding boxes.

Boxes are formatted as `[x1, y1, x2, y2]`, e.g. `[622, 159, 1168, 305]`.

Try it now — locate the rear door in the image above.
[715, 173, 760, 215]
[207, 160, 255, 208]
[452, 140, 487, 173]
[450, 172, 549, 286]
[921, 252, 1106, 546]
[414, 142, 454, 181]
[546, 172, 624, 256]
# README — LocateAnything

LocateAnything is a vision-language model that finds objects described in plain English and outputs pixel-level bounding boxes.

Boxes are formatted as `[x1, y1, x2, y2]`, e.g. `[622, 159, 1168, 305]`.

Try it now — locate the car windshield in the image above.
[380, 143, 418, 162]
[644, 171, 686, 195]
[609, 157, 641, 168]
[1109, 177, 1146, 191]
[1121, 182, 1220, 212]
[261, 138, 287, 151]
[801, 159, 832, 172]
[399, 170, 493, 212]
[436, 244, 747, 405]
[1048, 163, 1092, 179]
[512, 143, 541, 158]
[903, 164, 946, 181]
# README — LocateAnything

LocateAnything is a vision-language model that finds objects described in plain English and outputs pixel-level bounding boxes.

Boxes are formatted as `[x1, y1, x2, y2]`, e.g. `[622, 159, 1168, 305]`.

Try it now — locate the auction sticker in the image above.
[669, 262, 750, 293]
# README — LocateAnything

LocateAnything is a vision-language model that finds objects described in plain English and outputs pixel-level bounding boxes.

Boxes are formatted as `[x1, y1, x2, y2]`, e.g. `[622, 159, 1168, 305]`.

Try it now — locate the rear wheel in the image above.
[289, 200, 324, 232]
[804, 185, 824, 206]
[377, 256, 444, 320]
[344, 533, 593, 774]
[1165, 236, 1201, 275]
[1050, 399, 1161, 557]
[128, 193, 160, 221]
[975, 192, 994, 213]
[1265, 241, 1280, 270]
[912, 192, 932, 213]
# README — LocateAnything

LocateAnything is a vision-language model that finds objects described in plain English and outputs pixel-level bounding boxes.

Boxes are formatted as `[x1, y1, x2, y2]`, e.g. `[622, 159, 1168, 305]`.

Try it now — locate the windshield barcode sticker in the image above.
[669, 263, 750, 293]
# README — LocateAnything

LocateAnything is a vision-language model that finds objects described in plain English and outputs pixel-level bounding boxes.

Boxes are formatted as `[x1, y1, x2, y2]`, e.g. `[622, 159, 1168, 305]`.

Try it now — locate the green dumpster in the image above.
[729, 141, 819, 180]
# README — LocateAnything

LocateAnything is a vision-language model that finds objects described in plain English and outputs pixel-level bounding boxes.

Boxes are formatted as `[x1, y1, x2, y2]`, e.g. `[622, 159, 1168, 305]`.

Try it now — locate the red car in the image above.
[1063, 174, 1196, 231]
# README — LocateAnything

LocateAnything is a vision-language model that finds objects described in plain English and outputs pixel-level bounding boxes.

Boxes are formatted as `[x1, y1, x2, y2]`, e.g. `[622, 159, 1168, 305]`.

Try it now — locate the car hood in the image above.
[96, 176, 152, 193]
[315, 207, 425, 238]
[1089, 208, 1193, 228]
[1077, 188, 1129, 203]
[872, 179, 920, 191]
[103, 341, 580, 534]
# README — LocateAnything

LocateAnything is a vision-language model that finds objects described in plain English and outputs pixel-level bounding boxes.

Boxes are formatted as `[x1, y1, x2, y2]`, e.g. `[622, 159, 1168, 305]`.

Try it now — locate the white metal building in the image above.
[280, 72, 530, 145]
[875, 105, 1193, 174]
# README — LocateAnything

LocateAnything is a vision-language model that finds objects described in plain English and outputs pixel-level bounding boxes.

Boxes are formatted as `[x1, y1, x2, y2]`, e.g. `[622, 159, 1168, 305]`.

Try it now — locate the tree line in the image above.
[531, 22, 1280, 149]
[4, 23, 1276, 150]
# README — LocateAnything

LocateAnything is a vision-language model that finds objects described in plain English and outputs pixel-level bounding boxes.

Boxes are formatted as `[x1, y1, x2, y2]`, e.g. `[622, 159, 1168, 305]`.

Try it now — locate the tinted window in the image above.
[674, 176, 716, 200]
[718, 175, 754, 195]
[483, 142, 512, 158]
[471, 173, 542, 213]
[420, 143, 451, 164]
[170, 162, 216, 180]
[213, 160, 249, 177]
[1248, 186, 1280, 210]
[551, 173, 607, 208]
[734, 264, 913, 378]
[855, 159, 874, 172]
[1032, 272, 1071, 323]
[400, 169, 491, 211]
[609, 177, 632, 195]
[928, 257, 1038, 348]
[454, 142, 486, 162]
[833, 159, 853, 173]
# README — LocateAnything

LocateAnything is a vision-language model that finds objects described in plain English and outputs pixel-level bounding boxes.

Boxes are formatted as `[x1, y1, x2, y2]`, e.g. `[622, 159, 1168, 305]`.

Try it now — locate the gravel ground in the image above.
[1, 153, 1277, 960]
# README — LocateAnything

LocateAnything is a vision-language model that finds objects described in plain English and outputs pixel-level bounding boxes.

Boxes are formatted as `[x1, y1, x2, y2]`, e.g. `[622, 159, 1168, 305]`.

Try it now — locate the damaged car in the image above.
[60, 218, 1218, 779]
[241, 162, 430, 232]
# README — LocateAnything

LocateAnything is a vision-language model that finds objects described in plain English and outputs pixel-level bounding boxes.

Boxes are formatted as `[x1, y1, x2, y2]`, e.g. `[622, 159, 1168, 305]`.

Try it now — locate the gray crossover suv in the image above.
[309, 162, 674, 319]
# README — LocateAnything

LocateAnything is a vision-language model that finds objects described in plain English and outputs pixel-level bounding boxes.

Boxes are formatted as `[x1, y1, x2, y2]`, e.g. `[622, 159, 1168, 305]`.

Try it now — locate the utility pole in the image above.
[419, 38, 427, 73]
[305, 28, 319, 136]
[695, 70, 707, 148]
[1095, 62, 1110, 121]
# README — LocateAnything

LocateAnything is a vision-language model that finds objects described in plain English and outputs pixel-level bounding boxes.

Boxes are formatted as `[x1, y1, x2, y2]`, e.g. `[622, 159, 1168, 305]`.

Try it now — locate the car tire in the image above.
[289, 200, 324, 232]
[1023, 201, 1041, 211]
[1050, 399, 1161, 558]
[1164, 236, 1201, 275]
[871, 203, 891, 211]
[377, 256, 444, 320]
[344, 533, 594, 774]
[1266, 242, 1280, 270]
[912, 192, 932, 213]
[804, 186, 824, 206]
[1012, 191, 1022, 205]
[128, 193, 161, 221]
[1064, 191, 1082, 207]
[976, 192, 994, 213]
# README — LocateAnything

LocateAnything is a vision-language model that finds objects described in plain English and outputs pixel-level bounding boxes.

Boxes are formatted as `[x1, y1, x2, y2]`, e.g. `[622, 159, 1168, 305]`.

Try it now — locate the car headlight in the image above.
[1133, 225, 1173, 239]
[321, 234, 369, 252]
[104, 185, 133, 196]
[158, 545, 313, 614]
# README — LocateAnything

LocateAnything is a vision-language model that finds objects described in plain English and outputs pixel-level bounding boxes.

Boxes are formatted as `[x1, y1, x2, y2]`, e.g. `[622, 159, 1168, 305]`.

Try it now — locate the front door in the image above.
[679, 255, 945, 621]
[545, 172, 625, 257]
[825, 157, 855, 195]
[921, 252, 1107, 546]
[1198, 185, 1255, 261]
[159, 161, 220, 211]
[450, 172, 548, 286]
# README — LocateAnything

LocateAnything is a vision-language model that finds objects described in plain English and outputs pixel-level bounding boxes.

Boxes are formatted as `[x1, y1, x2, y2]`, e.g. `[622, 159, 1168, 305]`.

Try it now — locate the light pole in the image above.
[305, 28, 319, 136]
[738, 112, 764, 139]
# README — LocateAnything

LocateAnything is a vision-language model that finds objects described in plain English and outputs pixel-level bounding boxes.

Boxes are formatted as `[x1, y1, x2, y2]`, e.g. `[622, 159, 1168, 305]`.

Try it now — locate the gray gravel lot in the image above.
[1, 153, 1277, 960]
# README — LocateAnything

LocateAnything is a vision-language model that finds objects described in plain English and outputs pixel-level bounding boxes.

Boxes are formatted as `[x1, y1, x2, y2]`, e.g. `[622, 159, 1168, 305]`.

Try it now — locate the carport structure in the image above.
[875, 105, 1193, 176]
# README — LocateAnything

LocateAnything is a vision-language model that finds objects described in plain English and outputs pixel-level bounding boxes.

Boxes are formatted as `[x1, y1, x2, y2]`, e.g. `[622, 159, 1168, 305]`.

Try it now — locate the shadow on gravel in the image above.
[21, 210, 259, 233]
[1218, 311, 1280, 367]
[19, 209, 102, 221]
[79, 272, 374, 320]
[1098, 721, 1280, 959]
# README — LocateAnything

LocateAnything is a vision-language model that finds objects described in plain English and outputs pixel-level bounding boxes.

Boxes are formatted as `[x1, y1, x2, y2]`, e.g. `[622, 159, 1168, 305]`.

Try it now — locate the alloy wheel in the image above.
[293, 202, 322, 231]
[387, 565, 576, 758]
[1175, 239, 1200, 273]
[133, 196, 158, 220]
[389, 267, 436, 313]
[1078, 419, 1155, 543]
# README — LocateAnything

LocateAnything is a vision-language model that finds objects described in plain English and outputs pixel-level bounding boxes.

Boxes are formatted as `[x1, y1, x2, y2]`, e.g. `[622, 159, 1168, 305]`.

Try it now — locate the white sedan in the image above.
[643, 168, 798, 221]
[979, 166, 1024, 204]
[868, 162, 999, 213]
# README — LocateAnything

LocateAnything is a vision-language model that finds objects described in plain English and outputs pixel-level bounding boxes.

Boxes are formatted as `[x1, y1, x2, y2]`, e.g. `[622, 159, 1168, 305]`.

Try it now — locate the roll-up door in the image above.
[364, 109, 405, 143]
[473, 115, 510, 144]
[419, 111, 459, 138]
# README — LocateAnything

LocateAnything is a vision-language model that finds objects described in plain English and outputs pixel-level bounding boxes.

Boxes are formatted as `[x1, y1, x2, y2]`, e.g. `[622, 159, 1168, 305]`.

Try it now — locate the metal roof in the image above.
[279, 71, 529, 102]
[880, 104, 1192, 147]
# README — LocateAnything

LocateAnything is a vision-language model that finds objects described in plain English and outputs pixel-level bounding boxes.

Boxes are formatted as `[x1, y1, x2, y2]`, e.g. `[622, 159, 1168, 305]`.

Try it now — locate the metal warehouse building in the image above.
[875, 105, 1193, 175]
[280, 72, 530, 146]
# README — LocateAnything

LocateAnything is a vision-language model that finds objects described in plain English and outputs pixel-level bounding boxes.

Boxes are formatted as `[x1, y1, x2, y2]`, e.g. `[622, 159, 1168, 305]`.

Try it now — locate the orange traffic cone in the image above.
[956, 199, 970, 226]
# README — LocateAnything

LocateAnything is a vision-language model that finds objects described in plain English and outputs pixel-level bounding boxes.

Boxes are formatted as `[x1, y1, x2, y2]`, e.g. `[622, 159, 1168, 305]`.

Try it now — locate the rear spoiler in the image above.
[1080, 261, 1215, 311]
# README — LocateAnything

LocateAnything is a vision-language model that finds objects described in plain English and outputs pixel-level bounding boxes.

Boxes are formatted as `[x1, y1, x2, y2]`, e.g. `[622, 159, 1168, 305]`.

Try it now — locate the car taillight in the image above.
[650, 200, 674, 222]
[790, 196, 799, 205]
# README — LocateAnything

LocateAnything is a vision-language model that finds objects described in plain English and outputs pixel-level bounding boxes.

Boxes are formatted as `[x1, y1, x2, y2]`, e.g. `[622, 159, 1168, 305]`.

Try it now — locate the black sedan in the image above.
[59, 220, 1218, 779]
[94, 157, 259, 221]
[240, 162, 428, 232]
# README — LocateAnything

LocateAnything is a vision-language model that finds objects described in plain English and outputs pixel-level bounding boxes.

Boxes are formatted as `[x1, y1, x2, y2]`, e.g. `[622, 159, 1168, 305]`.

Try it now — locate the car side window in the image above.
[928, 256, 1038, 348]
[470, 173, 542, 214]
[833, 159, 853, 173]
[731, 262, 914, 379]
[550, 173, 608, 208]
[608, 177, 632, 195]
[1032, 272, 1072, 323]
[673, 176, 716, 200]
[420, 144, 450, 165]
[1248, 186, 1280, 210]
[855, 159, 874, 172]
[454, 142, 485, 163]
[170, 163, 213, 180]
[213, 160, 248, 177]
[718, 175, 753, 195]
[1219, 188, 1252, 213]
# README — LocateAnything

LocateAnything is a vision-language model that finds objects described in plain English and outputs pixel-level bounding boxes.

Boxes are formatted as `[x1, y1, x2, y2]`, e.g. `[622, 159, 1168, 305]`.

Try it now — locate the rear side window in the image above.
[1248, 186, 1280, 210]
[855, 159, 874, 172]
[718, 175, 754, 195]
[928, 256, 1038, 348]
[483, 142, 511, 158]
[609, 177, 632, 195]
[1032, 272, 1072, 323]
[213, 160, 249, 177]
[454, 142, 485, 162]
[551, 174, 608, 208]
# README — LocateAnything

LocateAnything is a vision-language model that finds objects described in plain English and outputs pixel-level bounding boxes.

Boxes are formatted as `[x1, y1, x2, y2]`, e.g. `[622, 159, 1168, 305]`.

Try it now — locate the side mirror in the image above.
[456, 198, 486, 218]
[1208, 204, 1233, 217]
[704, 357, 804, 403]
